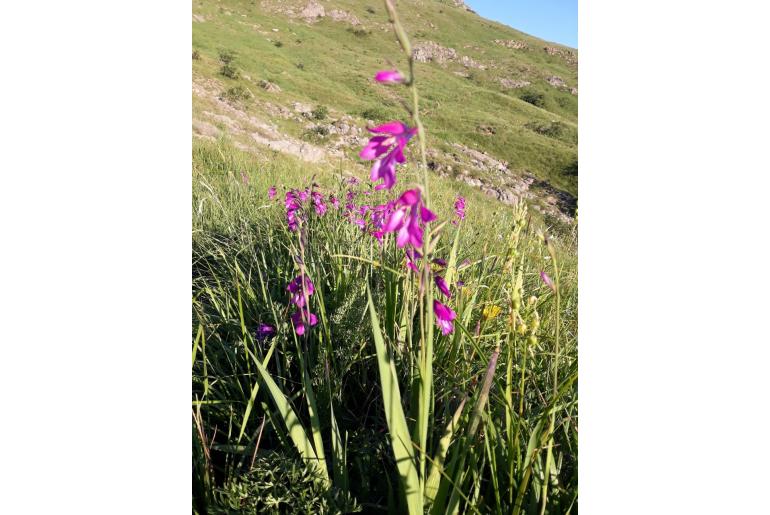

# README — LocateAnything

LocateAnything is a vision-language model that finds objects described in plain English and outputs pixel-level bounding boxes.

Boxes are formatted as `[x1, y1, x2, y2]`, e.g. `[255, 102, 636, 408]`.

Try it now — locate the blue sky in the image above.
[465, 0, 577, 48]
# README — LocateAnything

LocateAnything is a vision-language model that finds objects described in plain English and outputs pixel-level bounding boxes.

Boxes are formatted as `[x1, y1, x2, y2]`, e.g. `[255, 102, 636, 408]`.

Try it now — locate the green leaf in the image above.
[367, 286, 423, 515]
[425, 396, 467, 504]
[250, 351, 329, 486]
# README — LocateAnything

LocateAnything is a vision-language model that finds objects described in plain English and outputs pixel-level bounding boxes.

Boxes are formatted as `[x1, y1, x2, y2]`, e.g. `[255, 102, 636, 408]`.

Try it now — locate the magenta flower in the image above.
[347, 176, 360, 186]
[452, 196, 466, 225]
[540, 271, 556, 292]
[382, 189, 436, 249]
[329, 195, 340, 209]
[287, 274, 315, 307]
[291, 308, 318, 336]
[405, 247, 422, 274]
[268, 186, 277, 200]
[434, 300, 457, 336]
[285, 191, 302, 231]
[433, 258, 447, 268]
[311, 191, 327, 216]
[359, 121, 417, 190]
[285, 191, 303, 231]
[435, 275, 451, 298]
[255, 323, 276, 341]
[374, 69, 404, 84]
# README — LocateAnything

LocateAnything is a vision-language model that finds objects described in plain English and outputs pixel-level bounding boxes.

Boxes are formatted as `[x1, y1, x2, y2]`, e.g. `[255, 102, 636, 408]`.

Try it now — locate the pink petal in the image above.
[383, 208, 406, 232]
[396, 224, 411, 248]
[369, 121, 407, 135]
[435, 275, 452, 298]
[375, 70, 404, 83]
[369, 159, 382, 182]
[420, 205, 436, 223]
[359, 136, 388, 160]
[398, 189, 420, 206]
[433, 300, 457, 322]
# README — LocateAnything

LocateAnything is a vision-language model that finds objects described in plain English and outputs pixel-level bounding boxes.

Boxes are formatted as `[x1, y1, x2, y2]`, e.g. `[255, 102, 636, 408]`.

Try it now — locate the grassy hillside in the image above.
[192, 0, 577, 223]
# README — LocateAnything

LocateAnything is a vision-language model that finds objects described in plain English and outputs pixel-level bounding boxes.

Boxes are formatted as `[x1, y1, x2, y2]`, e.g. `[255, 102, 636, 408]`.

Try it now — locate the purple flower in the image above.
[435, 275, 451, 298]
[241, 171, 250, 185]
[452, 196, 466, 225]
[287, 274, 315, 307]
[285, 190, 305, 231]
[359, 121, 417, 190]
[382, 189, 436, 249]
[291, 308, 318, 336]
[374, 69, 404, 84]
[540, 271, 556, 292]
[329, 195, 340, 209]
[432, 258, 447, 268]
[434, 300, 457, 336]
[311, 191, 327, 216]
[268, 186, 277, 200]
[255, 323, 276, 340]
[347, 176, 360, 186]
[405, 247, 422, 274]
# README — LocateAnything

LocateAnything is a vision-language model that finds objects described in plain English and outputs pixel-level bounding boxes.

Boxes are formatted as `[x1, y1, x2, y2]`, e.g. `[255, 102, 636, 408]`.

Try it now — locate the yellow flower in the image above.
[482, 304, 502, 320]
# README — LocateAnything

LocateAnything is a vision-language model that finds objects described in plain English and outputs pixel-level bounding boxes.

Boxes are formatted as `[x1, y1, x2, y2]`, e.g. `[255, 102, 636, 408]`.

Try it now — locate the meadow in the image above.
[193, 2, 577, 513]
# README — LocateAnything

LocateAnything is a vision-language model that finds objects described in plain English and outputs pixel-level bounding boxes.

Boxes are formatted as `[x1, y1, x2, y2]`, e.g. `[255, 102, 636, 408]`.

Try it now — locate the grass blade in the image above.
[367, 286, 422, 515]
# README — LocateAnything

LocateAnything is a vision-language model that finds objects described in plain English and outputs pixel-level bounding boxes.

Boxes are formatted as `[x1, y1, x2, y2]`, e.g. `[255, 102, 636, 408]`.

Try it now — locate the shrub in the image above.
[211, 452, 360, 514]
[360, 106, 387, 121]
[366, 6, 376, 14]
[220, 85, 252, 104]
[296, 62, 305, 70]
[192, 49, 200, 60]
[218, 49, 237, 65]
[311, 105, 329, 120]
[274, 40, 283, 48]
[311, 125, 329, 136]
[220, 63, 240, 79]
[525, 120, 565, 138]
[218, 49, 240, 79]
[519, 90, 545, 107]
[347, 27, 369, 37]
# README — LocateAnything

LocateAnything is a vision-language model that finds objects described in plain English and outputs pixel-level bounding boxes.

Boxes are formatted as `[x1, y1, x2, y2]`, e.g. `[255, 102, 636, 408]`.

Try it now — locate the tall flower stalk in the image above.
[381, 0, 437, 495]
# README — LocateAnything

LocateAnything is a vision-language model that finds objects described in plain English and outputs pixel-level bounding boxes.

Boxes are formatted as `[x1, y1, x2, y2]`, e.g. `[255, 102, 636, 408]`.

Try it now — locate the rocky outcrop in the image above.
[328, 9, 361, 26]
[460, 55, 486, 70]
[494, 39, 529, 50]
[546, 76, 566, 88]
[500, 78, 531, 89]
[299, 1, 325, 21]
[544, 46, 577, 66]
[413, 41, 458, 64]
[259, 80, 281, 93]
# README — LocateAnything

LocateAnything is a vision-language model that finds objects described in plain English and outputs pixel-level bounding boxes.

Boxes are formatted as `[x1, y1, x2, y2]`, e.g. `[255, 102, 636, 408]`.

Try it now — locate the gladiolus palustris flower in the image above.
[374, 69, 404, 84]
[540, 271, 556, 292]
[268, 186, 277, 200]
[452, 195, 466, 225]
[435, 275, 451, 298]
[434, 299, 457, 336]
[381, 188, 436, 249]
[359, 121, 417, 191]
[290, 308, 318, 336]
[255, 323, 276, 340]
[287, 274, 315, 308]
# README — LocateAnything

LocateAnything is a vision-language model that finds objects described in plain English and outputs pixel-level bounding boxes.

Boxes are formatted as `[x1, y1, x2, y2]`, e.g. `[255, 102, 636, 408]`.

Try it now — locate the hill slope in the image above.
[192, 0, 578, 225]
